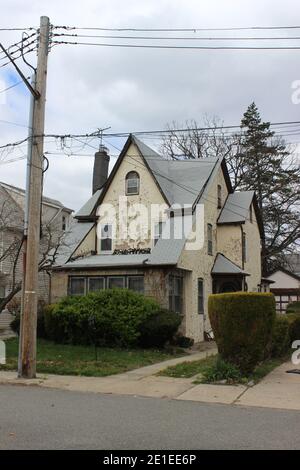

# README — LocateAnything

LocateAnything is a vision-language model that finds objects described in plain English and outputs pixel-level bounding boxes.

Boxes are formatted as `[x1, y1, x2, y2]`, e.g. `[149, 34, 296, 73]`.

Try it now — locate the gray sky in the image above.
[1, 0, 300, 211]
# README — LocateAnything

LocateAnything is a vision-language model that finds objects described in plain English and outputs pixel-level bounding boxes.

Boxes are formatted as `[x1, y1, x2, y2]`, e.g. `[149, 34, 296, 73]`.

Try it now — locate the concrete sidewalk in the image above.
[0, 355, 299, 411]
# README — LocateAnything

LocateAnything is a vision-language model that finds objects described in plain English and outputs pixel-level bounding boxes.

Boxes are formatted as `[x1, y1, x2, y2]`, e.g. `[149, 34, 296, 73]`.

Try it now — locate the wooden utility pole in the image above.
[20, 16, 50, 378]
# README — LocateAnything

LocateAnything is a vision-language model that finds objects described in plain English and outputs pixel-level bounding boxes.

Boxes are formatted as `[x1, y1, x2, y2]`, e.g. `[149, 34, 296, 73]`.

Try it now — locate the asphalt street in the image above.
[0, 384, 299, 450]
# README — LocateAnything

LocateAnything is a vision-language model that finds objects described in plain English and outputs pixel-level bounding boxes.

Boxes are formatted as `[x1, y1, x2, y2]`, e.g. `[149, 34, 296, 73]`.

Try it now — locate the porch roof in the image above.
[211, 253, 249, 276]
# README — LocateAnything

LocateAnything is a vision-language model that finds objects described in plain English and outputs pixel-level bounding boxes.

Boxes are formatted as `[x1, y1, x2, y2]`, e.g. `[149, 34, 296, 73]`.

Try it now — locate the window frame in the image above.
[154, 220, 166, 246]
[125, 171, 140, 196]
[69, 277, 86, 296]
[207, 223, 213, 256]
[100, 223, 113, 253]
[217, 185, 222, 209]
[198, 278, 204, 315]
[88, 276, 105, 293]
[169, 274, 183, 314]
[127, 275, 144, 294]
[107, 276, 126, 289]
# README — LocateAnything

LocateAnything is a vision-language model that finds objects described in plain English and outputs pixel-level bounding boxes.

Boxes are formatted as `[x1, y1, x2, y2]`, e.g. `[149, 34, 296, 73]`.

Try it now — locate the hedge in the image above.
[208, 292, 276, 374]
[286, 301, 300, 315]
[286, 313, 300, 343]
[271, 315, 290, 357]
[43, 289, 181, 348]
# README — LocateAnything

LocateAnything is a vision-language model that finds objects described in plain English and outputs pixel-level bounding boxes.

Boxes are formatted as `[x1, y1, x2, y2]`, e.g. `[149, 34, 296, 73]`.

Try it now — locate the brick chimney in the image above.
[92, 145, 110, 194]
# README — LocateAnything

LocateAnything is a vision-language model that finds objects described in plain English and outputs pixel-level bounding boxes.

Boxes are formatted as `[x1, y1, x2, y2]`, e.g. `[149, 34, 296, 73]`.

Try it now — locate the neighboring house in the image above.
[51, 135, 264, 342]
[0, 181, 73, 308]
[266, 265, 300, 313]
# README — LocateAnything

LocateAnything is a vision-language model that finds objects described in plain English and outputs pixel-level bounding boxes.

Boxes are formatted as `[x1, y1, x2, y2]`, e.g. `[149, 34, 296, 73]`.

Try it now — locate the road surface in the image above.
[0, 385, 299, 449]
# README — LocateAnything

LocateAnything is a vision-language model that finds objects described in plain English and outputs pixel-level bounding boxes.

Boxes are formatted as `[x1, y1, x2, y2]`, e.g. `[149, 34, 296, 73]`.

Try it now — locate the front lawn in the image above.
[0, 338, 184, 377]
[159, 354, 287, 384]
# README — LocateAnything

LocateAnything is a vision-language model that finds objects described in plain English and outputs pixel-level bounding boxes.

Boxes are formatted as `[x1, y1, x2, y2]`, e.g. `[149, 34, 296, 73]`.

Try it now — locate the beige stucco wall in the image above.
[96, 142, 168, 252]
[72, 226, 96, 259]
[177, 165, 228, 342]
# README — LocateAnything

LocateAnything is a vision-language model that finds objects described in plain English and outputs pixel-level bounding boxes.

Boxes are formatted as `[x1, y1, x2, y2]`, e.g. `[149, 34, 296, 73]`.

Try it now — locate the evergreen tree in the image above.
[239, 102, 300, 274]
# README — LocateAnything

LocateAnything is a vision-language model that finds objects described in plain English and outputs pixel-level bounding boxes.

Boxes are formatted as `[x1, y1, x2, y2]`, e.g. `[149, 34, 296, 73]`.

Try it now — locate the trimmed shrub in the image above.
[271, 315, 290, 357]
[208, 292, 276, 374]
[138, 309, 181, 348]
[44, 289, 163, 348]
[287, 313, 300, 343]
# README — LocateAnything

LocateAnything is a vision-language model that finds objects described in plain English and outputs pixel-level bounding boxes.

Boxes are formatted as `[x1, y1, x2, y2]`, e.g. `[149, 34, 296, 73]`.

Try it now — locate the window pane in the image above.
[101, 237, 112, 252]
[169, 275, 183, 314]
[108, 277, 125, 289]
[88, 277, 104, 292]
[198, 279, 204, 314]
[128, 276, 144, 293]
[69, 278, 85, 296]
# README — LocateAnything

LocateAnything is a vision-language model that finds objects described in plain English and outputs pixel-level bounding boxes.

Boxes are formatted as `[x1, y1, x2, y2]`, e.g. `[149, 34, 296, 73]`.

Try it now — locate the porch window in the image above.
[128, 276, 144, 293]
[88, 277, 105, 292]
[198, 278, 204, 314]
[207, 224, 213, 255]
[100, 224, 112, 252]
[217, 185, 222, 209]
[154, 221, 166, 246]
[125, 171, 140, 195]
[107, 276, 125, 289]
[169, 274, 183, 314]
[69, 277, 85, 296]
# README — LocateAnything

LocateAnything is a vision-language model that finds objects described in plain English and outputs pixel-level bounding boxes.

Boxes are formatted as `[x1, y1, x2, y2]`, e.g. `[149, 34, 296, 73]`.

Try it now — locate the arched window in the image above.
[125, 171, 140, 195]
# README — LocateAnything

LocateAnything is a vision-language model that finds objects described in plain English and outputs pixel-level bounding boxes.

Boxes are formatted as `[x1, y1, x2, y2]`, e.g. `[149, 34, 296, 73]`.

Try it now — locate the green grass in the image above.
[0, 338, 184, 377]
[159, 353, 287, 385]
[158, 354, 217, 378]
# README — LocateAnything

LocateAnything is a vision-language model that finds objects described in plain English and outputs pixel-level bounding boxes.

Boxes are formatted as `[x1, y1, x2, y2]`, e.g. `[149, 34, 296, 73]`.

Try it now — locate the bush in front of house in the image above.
[286, 313, 300, 343]
[208, 292, 276, 374]
[138, 309, 182, 348]
[44, 289, 180, 348]
[270, 315, 290, 357]
[10, 299, 47, 338]
[286, 301, 300, 314]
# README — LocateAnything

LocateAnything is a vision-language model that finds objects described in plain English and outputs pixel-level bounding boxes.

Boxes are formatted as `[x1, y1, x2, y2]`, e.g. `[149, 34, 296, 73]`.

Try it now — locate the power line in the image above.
[53, 25, 300, 32]
[52, 40, 300, 50]
[0, 27, 36, 31]
[0, 77, 30, 94]
[53, 32, 300, 41]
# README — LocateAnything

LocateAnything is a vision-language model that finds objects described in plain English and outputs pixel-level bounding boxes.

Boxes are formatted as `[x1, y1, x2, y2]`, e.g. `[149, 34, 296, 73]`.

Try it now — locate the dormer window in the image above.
[125, 171, 140, 195]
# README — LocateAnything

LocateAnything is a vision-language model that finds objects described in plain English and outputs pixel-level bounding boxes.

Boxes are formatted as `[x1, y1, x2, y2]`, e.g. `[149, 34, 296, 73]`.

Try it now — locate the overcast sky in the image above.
[1, 0, 300, 211]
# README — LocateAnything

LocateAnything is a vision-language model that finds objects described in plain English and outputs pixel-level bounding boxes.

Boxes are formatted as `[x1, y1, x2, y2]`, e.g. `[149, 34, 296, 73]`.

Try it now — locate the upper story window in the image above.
[207, 223, 213, 255]
[100, 223, 112, 252]
[217, 185, 222, 209]
[62, 215, 66, 231]
[242, 232, 247, 264]
[154, 221, 166, 246]
[125, 171, 140, 195]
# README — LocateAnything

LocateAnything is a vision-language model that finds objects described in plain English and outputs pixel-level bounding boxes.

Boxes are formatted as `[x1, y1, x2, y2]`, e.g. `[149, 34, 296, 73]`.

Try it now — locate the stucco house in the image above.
[0, 181, 73, 308]
[51, 135, 264, 342]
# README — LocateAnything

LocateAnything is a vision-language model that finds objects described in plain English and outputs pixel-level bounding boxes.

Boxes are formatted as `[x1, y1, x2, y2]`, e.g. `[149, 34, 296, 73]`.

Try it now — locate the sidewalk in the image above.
[0, 354, 299, 411]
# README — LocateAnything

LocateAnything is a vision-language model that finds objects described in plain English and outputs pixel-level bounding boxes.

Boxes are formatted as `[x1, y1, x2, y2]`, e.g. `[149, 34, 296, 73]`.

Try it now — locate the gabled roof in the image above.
[54, 220, 95, 266]
[217, 190, 264, 237]
[267, 267, 300, 282]
[211, 253, 249, 276]
[0, 181, 73, 212]
[74, 134, 230, 220]
[76, 188, 103, 219]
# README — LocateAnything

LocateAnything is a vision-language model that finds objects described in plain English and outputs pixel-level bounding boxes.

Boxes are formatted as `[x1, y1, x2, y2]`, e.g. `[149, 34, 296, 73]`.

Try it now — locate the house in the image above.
[266, 262, 300, 313]
[0, 181, 73, 308]
[51, 135, 264, 342]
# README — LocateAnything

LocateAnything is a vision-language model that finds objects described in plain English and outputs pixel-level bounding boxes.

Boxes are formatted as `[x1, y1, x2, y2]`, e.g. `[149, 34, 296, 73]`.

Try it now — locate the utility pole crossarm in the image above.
[0, 43, 40, 99]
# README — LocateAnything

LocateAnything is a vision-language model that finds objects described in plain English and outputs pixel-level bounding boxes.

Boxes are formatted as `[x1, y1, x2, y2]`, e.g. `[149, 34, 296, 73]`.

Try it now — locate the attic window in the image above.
[125, 171, 140, 195]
